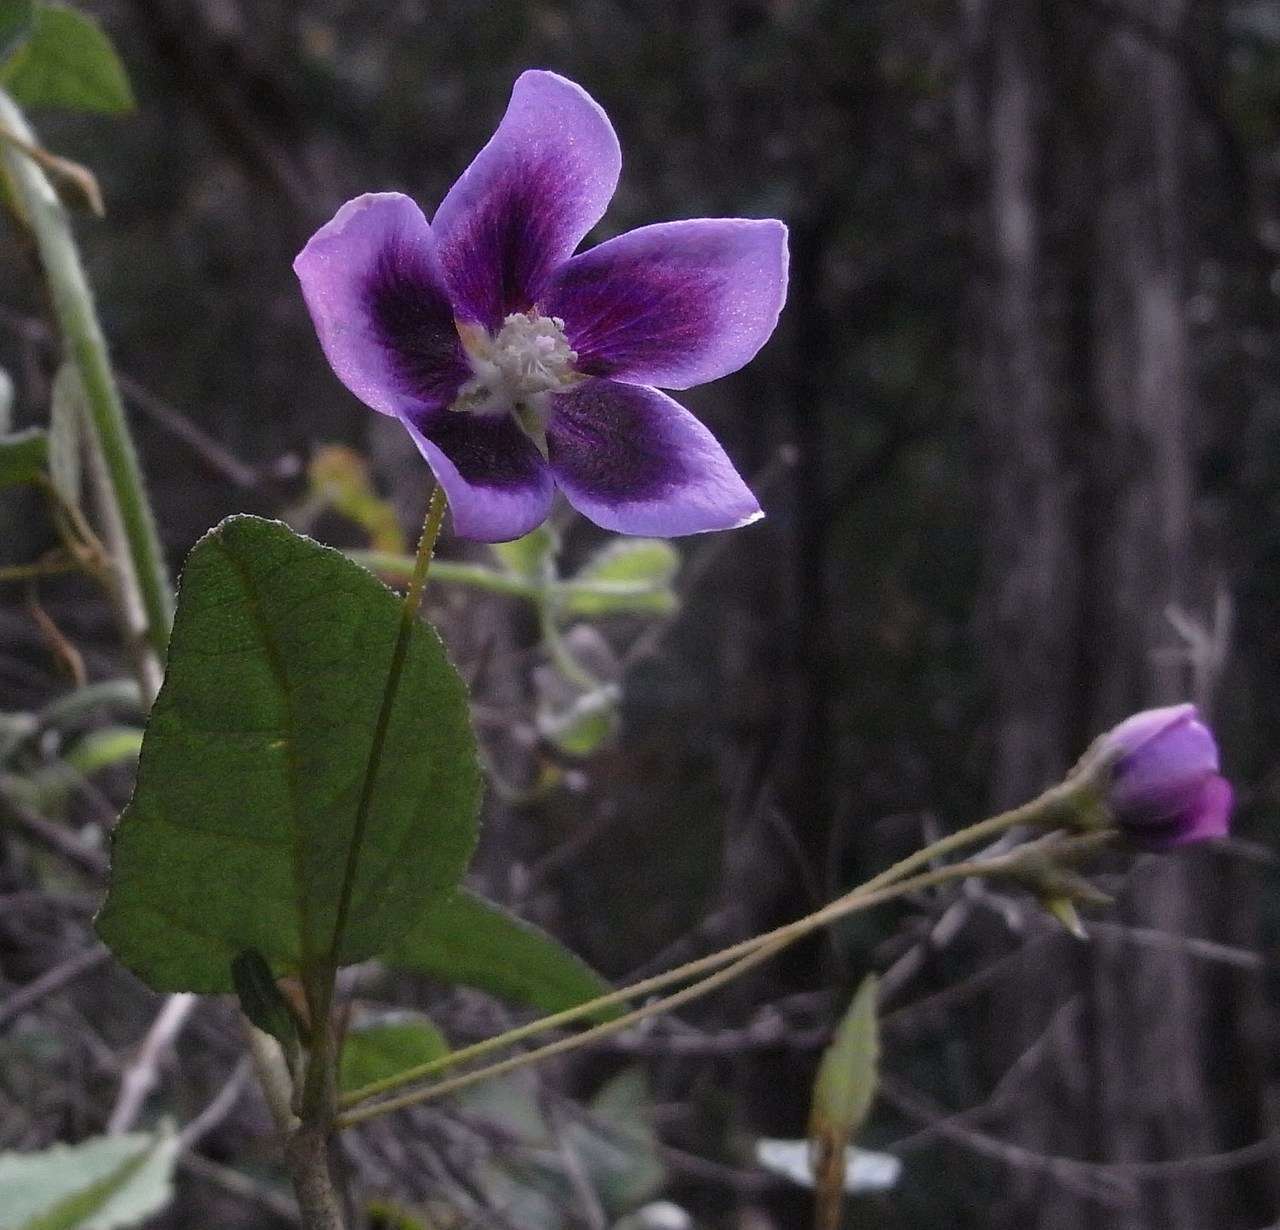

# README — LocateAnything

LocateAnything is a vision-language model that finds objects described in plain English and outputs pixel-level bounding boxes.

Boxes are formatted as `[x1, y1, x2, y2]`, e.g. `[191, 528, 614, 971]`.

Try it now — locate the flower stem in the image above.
[335, 838, 1071, 1131]
[0, 90, 172, 669]
[338, 783, 1074, 1114]
[325, 483, 448, 973]
[281, 486, 447, 1230]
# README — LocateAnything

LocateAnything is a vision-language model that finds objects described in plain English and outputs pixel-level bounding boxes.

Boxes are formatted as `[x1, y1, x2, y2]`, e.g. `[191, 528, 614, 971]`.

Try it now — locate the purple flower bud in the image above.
[1093, 704, 1232, 850]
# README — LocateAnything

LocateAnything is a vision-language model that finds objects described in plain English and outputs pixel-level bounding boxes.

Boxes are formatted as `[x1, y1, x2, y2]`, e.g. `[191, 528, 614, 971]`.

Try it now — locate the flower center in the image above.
[454, 312, 581, 419]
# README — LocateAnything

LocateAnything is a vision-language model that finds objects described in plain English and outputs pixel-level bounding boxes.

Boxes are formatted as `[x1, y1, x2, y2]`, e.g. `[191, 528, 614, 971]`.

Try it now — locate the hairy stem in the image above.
[340, 783, 1074, 1112]
[284, 488, 449, 1229]
[0, 90, 172, 669]
[336, 833, 1103, 1130]
[326, 484, 448, 970]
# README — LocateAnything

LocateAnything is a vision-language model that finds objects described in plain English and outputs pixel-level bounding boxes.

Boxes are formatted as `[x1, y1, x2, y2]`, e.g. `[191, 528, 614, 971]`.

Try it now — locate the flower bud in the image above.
[1082, 704, 1232, 850]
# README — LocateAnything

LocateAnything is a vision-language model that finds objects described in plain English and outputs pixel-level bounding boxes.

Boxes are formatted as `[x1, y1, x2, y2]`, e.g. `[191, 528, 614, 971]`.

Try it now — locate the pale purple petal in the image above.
[541, 219, 789, 390]
[1109, 706, 1219, 817]
[547, 380, 761, 536]
[1103, 704, 1198, 761]
[433, 71, 621, 330]
[400, 408, 554, 543]
[1161, 776, 1233, 847]
[294, 193, 470, 417]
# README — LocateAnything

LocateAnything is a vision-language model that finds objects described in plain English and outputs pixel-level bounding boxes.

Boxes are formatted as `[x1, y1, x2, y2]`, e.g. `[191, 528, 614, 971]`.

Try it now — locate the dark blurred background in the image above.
[3, 1, 1280, 1228]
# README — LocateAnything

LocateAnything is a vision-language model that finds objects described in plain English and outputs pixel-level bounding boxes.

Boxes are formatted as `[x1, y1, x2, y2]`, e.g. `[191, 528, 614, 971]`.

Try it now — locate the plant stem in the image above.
[0, 90, 172, 668]
[339, 784, 1070, 1113]
[325, 484, 448, 971]
[282, 488, 448, 1229]
[350, 551, 538, 597]
[336, 839, 1076, 1130]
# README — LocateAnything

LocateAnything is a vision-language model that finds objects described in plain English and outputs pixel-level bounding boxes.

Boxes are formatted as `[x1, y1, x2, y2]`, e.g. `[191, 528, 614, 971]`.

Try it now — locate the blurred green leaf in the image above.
[536, 685, 619, 758]
[0, 1126, 177, 1230]
[97, 516, 482, 992]
[492, 522, 558, 580]
[387, 887, 616, 1019]
[571, 1069, 665, 1214]
[0, 426, 47, 488]
[457, 1069, 663, 1229]
[339, 1018, 448, 1093]
[0, 2, 134, 114]
[809, 975, 879, 1230]
[306, 444, 405, 553]
[559, 539, 679, 617]
[63, 726, 141, 776]
[0, 1, 34, 69]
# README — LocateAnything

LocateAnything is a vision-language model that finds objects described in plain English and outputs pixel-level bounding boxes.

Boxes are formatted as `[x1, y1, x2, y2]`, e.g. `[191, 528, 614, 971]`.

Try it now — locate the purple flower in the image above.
[294, 70, 787, 542]
[1093, 704, 1232, 849]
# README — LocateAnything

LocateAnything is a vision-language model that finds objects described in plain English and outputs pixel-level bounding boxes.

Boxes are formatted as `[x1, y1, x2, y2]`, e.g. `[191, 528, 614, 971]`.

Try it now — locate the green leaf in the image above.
[0, 1, 34, 69]
[491, 522, 558, 581]
[96, 516, 482, 992]
[386, 887, 616, 1020]
[1, 3, 134, 114]
[559, 539, 680, 617]
[339, 1018, 447, 1094]
[231, 949, 301, 1050]
[0, 426, 48, 488]
[572, 1069, 665, 1213]
[0, 1127, 177, 1230]
[63, 726, 141, 776]
[536, 685, 619, 758]
[809, 975, 880, 1230]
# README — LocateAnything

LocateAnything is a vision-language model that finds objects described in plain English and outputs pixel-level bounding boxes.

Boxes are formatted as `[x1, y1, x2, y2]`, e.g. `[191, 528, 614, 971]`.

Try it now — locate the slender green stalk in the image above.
[324, 484, 448, 974]
[287, 487, 449, 1230]
[350, 551, 538, 597]
[339, 783, 1078, 1112]
[0, 90, 172, 664]
[336, 838, 1083, 1130]
[351, 549, 676, 609]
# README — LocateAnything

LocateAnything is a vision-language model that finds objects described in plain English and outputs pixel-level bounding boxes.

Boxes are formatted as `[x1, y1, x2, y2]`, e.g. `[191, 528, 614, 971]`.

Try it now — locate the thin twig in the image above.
[0, 793, 109, 877]
[0, 944, 112, 1032]
[108, 992, 200, 1135]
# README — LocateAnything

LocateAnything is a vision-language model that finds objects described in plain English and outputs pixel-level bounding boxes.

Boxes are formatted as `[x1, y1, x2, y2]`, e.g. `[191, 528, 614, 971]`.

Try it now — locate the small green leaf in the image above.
[96, 516, 482, 992]
[810, 975, 880, 1230]
[0, 1, 34, 69]
[305, 445, 405, 554]
[559, 539, 680, 617]
[386, 888, 616, 1019]
[339, 1018, 447, 1094]
[1, 3, 134, 114]
[0, 426, 47, 488]
[63, 726, 142, 775]
[491, 522, 558, 580]
[572, 1069, 665, 1213]
[231, 949, 300, 1049]
[0, 1127, 177, 1230]
[536, 685, 619, 757]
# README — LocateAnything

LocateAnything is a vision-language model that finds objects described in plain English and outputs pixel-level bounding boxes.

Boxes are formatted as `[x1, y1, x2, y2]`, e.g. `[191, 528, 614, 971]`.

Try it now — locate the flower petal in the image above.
[399, 408, 554, 542]
[433, 71, 621, 330]
[1164, 776, 1233, 847]
[547, 380, 761, 536]
[541, 218, 789, 390]
[295, 193, 471, 417]
[1110, 707, 1220, 817]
